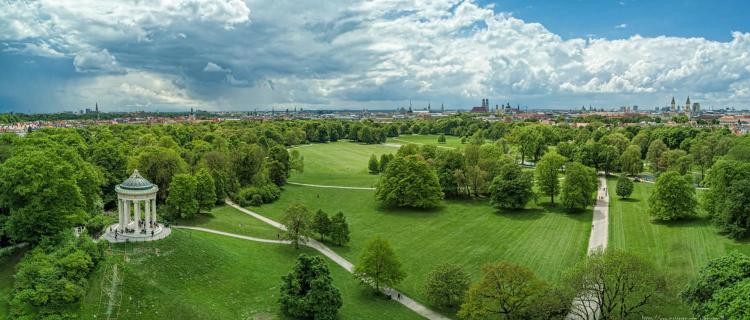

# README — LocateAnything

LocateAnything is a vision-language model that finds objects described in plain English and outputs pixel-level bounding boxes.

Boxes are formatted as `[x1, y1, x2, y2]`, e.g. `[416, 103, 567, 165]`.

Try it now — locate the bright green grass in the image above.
[79, 229, 422, 320]
[389, 134, 464, 149]
[177, 205, 280, 239]
[607, 178, 750, 316]
[0, 248, 25, 320]
[289, 141, 398, 187]
[251, 185, 591, 316]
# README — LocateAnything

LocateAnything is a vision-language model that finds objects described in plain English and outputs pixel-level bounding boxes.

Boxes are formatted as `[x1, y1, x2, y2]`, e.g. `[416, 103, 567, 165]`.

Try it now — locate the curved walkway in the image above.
[224, 200, 450, 320]
[287, 181, 376, 190]
[173, 226, 291, 244]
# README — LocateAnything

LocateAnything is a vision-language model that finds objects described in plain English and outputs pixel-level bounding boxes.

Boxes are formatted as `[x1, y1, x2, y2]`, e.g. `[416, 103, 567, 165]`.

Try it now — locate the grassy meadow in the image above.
[79, 230, 422, 320]
[289, 141, 398, 187]
[388, 134, 464, 149]
[607, 178, 750, 316]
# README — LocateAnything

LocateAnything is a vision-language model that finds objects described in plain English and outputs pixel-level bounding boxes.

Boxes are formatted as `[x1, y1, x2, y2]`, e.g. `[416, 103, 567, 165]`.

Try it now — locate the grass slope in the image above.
[80, 229, 421, 320]
[252, 185, 591, 316]
[289, 142, 398, 187]
[389, 134, 464, 149]
[607, 178, 750, 316]
[177, 205, 281, 239]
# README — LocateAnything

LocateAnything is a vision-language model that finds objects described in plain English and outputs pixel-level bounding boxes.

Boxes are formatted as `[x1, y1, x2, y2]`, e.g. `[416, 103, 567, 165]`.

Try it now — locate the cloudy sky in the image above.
[1, 0, 749, 113]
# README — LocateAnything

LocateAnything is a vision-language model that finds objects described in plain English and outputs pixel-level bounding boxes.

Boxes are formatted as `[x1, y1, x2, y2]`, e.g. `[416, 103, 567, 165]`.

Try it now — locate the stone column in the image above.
[145, 199, 151, 231]
[152, 198, 157, 225]
[124, 200, 130, 231]
[117, 198, 123, 231]
[135, 200, 141, 233]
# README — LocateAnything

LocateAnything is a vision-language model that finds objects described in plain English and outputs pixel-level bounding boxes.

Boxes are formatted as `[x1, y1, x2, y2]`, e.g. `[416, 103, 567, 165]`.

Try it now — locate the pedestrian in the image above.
[398, 293, 401, 299]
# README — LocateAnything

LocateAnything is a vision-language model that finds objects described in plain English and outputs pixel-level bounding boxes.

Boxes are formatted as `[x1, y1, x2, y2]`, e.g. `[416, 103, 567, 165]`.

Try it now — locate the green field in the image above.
[289, 142, 398, 187]
[251, 184, 591, 315]
[177, 205, 281, 239]
[389, 134, 464, 149]
[607, 178, 750, 316]
[79, 229, 422, 320]
[0, 248, 25, 320]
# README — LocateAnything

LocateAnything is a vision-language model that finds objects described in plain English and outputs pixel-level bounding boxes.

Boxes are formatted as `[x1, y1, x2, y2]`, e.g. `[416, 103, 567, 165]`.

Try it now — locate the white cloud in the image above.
[1, 0, 750, 111]
[615, 23, 627, 29]
[73, 49, 124, 73]
[203, 62, 229, 72]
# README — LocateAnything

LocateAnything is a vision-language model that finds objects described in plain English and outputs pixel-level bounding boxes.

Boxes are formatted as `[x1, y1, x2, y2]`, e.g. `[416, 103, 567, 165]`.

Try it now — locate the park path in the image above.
[389, 138, 455, 149]
[587, 175, 609, 253]
[173, 226, 291, 244]
[286, 181, 376, 190]
[224, 200, 451, 320]
[567, 174, 610, 320]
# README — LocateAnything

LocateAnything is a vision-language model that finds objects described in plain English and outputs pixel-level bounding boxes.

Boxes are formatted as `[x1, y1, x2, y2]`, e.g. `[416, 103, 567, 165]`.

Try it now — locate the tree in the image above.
[567, 249, 666, 320]
[354, 236, 405, 291]
[195, 168, 217, 213]
[615, 175, 634, 199]
[166, 174, 198, 219]
[131, 146, 188, 201]
[312, 209, 331, 240]
[379, 153, 393, 173]
[682, 252, 750, 318]
[375, 156, 443, 208]
[438, 134, 447, 144]
[646, 139, 668, 172]
[329, 211, 350, 246]
[648, 171, 696, 221]
[459, 261, 548, 320]
[280, 254, 343, 320]
[268, 145, 291, 186]
[619, 144, 643, 176]
[368, 154, 380, 174]
[703, 160, 750, 239]
[560, 162, 597, 210]
[488, 162, 534, 210]
[598, 145, 619, 176]
[535, 152, 566, 204]
[424, 263, 470, 309]
[0, 149, 87, 244]
[282, 204, 311, 249]
[233, 143, 265, 186]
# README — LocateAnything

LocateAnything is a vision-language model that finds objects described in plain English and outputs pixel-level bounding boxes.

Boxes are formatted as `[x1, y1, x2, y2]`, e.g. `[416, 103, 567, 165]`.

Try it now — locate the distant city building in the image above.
[471, 98, 490, 113]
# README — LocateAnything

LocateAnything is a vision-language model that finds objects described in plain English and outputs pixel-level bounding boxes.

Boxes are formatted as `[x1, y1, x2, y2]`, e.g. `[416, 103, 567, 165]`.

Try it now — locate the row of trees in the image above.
[282, 204, 351, 249]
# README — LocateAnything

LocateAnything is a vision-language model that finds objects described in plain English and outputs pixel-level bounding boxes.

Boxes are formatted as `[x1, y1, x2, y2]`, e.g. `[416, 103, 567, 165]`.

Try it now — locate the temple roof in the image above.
[119, 169, 155, 190]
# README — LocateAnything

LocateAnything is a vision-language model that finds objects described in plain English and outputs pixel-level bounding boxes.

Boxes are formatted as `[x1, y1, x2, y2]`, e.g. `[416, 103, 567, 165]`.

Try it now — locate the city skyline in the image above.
[2, 0, 750, 112]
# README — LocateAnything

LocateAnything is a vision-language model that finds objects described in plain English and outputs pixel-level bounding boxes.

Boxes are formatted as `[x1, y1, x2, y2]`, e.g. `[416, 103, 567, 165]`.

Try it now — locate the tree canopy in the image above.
[375, 155, 443, 208]
[648, 171, 697, 221]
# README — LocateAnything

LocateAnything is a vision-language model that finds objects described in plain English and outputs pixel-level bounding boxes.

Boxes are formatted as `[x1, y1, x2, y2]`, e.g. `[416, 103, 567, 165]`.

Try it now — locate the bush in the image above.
[616, 175, 634, 199]
[235, 183, 281, 206]
[85, 214, 114, 237]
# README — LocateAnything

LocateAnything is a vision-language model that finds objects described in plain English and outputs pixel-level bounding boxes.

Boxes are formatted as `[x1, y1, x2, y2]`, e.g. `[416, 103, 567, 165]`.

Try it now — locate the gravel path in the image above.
[173, 226, 291, 244]
[286, 181, 376, 190]
[225, 200, 451, 320]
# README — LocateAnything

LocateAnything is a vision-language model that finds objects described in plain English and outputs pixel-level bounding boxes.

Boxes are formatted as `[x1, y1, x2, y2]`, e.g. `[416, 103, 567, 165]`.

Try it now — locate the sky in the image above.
[1, 0, 749, 113]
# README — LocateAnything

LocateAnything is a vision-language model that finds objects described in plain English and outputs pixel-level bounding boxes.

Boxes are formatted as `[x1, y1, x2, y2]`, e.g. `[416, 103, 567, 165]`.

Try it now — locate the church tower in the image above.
[685, 97, 691, 114]
[670, 97, 676, 112]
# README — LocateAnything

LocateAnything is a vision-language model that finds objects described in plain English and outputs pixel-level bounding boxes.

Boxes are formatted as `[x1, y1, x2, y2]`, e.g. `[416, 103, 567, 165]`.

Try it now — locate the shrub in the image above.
[235, 183, 281, 206]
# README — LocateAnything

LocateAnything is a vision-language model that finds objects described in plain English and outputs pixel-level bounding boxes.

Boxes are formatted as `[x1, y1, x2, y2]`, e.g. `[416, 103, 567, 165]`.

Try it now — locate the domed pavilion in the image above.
[103, 169, 170, 242]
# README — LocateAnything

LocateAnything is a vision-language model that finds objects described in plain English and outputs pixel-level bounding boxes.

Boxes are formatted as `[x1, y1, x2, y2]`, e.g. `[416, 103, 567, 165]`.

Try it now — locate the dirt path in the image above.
[286, 181, 376, 190]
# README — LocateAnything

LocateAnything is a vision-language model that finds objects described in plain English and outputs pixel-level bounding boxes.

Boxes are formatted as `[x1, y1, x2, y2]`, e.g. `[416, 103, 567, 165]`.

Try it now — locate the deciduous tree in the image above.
[424, 263, 470, 309]
[535, 152, 566, 204]
[282, 204, 311, 249]
[166, 174, 198, 219]
[375, 156, 443, 208]
[560, 162, 597, 210]
[354, 236, 405, 291]
[648, 171, 696, 221]
[616, 175, 634, 199]
[489, 163, 534, 209]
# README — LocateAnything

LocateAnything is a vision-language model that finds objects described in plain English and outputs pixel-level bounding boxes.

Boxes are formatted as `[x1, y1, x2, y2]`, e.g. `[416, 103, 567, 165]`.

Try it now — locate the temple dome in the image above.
[118, 169, 156, 191]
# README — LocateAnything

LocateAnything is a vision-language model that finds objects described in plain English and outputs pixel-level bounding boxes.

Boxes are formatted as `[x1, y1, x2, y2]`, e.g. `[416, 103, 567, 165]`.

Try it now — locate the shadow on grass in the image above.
[618, 197, 641, 203]
[649, 215, 711, 228]
[493, 207, 545, 221]
[374, 204, 446, 217]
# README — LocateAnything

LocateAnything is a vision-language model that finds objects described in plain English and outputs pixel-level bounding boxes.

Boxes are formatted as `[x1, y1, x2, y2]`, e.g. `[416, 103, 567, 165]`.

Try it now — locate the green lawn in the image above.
[177, 205, 280, 240]
[289, 141, 398, 188]
[79, 229, 422, 320]
[389, 134, 464, 149]
[0, 248, 25, 320]
[251, 185, 591, 316]
[607, 178, 750, 316]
